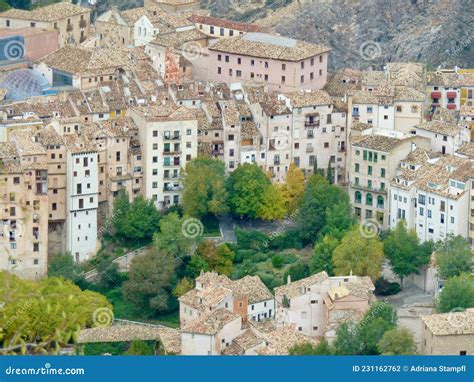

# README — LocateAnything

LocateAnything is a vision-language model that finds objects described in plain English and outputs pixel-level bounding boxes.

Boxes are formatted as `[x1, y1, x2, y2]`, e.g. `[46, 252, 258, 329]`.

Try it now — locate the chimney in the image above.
[287, 275, 291, 284]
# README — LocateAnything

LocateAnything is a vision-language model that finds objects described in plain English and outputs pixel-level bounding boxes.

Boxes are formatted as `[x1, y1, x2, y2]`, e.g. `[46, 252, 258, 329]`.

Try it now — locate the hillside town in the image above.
[0, 0, 473, 357]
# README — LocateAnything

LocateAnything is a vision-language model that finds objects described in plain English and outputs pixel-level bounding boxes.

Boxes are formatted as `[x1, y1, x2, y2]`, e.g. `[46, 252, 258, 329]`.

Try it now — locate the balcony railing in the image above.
[164, 135, 181, 140]
[304, 120, 320, 128]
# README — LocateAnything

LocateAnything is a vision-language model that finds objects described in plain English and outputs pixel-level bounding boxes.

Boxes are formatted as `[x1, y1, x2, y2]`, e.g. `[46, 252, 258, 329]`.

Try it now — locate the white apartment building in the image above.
[64, 135, 99, 262]
[414, 120, 469, 155]
[389, 150, 471, 244]
[129, 104, 198, 209]
[349, 130, 430, 228]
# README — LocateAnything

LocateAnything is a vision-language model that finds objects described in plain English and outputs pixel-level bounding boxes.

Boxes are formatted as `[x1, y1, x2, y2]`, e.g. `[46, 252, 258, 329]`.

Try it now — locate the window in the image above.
[366, 193, 373, 206]
[355, 163, 359, 173]
[217, 66, 221, 74]
[282, 63, 286, 71]
[236, 70, 242, 77]
[368, 165, 372, 175]
[217, 54, 221, 61]
[281, 75, 285, 83]
[300, 75, 304, 83]
[355, 191, 362, 204]
[237, 57, 241, 64]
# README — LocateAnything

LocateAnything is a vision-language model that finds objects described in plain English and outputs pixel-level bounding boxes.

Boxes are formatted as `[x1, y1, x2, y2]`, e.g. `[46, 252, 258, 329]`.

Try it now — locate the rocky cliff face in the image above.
[208, 0, 473, 71]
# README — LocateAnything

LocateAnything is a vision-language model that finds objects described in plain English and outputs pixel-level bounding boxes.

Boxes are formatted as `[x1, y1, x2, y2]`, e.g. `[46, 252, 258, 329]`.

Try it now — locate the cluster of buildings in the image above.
[0, 0, 473, 355]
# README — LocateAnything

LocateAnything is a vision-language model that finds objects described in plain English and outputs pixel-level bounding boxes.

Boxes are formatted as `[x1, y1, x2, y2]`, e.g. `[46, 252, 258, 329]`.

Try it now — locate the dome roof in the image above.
[1, 69, 50, 101]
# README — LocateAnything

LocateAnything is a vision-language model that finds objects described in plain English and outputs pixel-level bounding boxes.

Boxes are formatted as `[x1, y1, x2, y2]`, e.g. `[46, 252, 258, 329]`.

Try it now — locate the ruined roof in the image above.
[0, 2, 90, 22]
[274, 271, 329, 299]
[422, 308, 474, 336]
[209, 32, 329, 62]
[181, 308, 240, 335]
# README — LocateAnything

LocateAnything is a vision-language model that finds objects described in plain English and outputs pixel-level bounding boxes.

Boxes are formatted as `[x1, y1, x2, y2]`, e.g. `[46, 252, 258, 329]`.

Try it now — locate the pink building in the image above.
[208, 32, 330, 92]
[0, 27, 58, 61]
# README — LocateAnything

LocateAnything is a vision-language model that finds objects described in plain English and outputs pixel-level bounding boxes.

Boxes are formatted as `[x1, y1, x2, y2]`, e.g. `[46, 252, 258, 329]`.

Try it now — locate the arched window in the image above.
[355, 191, 361, 204]
[138, 26, 142, 37]
[366, 193, 373, 206]
[377, 196, 384, 208]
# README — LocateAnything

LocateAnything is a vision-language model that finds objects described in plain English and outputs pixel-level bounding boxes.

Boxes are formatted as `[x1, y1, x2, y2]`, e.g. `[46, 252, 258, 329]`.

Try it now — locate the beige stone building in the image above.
[421, 309, 474, 355]
[189, 15, 263, 39]
[0, 132, 49, 279]
[0, 2, 91, 47]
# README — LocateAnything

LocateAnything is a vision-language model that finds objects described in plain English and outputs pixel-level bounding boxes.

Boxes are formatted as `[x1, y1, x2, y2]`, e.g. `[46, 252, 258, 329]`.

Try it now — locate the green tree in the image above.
[333, 322, 360, 355]
[0, 272, 111, 354]
[283, 263, 310, 283]
[124, 340, 155, 355]
[435, 235, 473, 280]
[378, 327, 417, 355]
[311, 235, 339, 276]
[357, 303, 397, 355]
[96, 260, 122, 290]
[113, 193, 161, 244]
[195, 240, 235, 276]
[0, 0, 10, 11]
[185, 255, 209, 279]
[326, 161, 333, 184]
[48, 252, 81, 282]
[333, 227, 384, 280]
[298, 174, 350, 241]
[154, 213, 197, 258]
[258, 183, 287, 221]
[320, 200, 355, 240]
[227, 163, 271, 218]
[281, 163, 305, 213]
[123, 249, 178, 316]
[172, 277, 195, 298]
[437, 273, 474, 313]
[289, 340, 334, 355]
[181, 157, 229, 218]
[383, 221, 432, 288]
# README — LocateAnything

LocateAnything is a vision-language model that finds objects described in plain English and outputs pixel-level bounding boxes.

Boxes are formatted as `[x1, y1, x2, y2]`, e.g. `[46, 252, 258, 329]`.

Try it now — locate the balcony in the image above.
[212, 149, 224, 156]
[163, 149, 181, 155]
[447, 91, 457, 99]
[163, 185, 181, 192]
[447, 104, 456, 110]
[273, 160, 280, 165]
[306, 145, 314, 153]
[164, 161, 180, 167]
[304, 120, 320, 128]
[431, 91, 441, 99]
[164, 135, 181, 141]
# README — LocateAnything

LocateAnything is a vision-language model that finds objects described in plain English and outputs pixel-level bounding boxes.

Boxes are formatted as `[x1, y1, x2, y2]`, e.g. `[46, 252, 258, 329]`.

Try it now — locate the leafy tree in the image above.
[0, 272, 111, 354]
[383, 221, 432, 288]
[333, 227, 384, 280]
[124, 340, 155, 355]
[320, 200, 355, 240]
[113, 193, 161, 244]
[48, 252, 81, 282]
[185, 255, 209, 279]
[289, 340, 334, 355]
[258, 183, 287, 221]
[356, 303, 397, 355]
[271, 254, 285, 269]
[172, 277, 194, 298]
[437, 273, 474, 313]
[333, 322, 361, 355]
[435, 235, 473, 280]
[0, 0, 10, 12]
[181, 157, 229, 218]
[227, 163, 271, 218]
[378, 327, 417, 355]
[283, 263, 310, 283]
[153, 213, 197, 259]
[281, 163, 305, 213]
[298, 174, 349, 241]
[96, 260, 122, 290]
[326, 161, 333, 184]
[195, 240, 235, 276]
[311, 235, 339, 276]
[123, 249, 178, 316]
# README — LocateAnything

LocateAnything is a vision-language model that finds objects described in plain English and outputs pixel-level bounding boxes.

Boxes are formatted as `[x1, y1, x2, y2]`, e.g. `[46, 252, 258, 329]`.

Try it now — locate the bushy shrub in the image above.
[268, 230, 304, 250]
[271, 255, 285, 268]
[235, 229, 269, 252]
